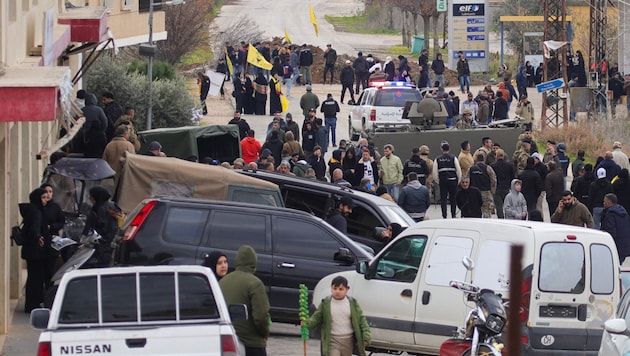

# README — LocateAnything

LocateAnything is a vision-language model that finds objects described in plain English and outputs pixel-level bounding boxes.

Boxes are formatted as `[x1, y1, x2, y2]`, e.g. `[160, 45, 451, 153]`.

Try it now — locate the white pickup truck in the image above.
[349, 82, 423, 138]
[31, 265, 247, 356]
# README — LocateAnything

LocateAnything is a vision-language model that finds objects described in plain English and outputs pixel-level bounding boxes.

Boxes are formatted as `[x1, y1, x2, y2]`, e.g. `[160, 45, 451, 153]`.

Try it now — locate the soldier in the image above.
[512, 139, 531, 175]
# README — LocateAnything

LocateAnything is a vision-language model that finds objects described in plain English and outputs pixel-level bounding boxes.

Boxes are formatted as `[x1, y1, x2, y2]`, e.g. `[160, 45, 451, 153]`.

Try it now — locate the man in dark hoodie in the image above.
[518, 157, 542, 213]
[589, 167, 613, 229]
[398, 172, 431, 222]
[545, 161, 564, 216]
[220, 246, 270, 356]
[80, 92, 109, 158]
[572, 164, 595, 205]
[339, 60, 356, 104]
[601, 193, 630, 263]
[353, 52, 369, 94]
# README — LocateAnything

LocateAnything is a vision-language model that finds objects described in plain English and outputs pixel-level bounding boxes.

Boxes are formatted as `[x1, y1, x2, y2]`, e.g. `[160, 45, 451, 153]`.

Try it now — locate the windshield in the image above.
[380, 205, 416, 227]
[375, 89, 422, 107]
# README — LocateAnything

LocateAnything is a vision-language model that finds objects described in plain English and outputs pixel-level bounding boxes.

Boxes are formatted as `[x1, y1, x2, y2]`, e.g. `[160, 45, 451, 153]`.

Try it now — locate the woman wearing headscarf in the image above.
[40, 183, 65, 271]
[342, 147, 358, 184]
[82, 186, 121, 266]
[19, 188, 51, 312]
[202, 251, 229, 281]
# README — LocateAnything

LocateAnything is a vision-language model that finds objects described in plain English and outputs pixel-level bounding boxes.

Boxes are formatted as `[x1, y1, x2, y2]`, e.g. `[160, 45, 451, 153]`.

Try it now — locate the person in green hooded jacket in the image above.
[220, 245, 270, 356]
[307, 275, 371, 356]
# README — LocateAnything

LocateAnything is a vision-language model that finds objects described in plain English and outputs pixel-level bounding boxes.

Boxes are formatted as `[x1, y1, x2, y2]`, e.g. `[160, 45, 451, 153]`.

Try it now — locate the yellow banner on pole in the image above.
[285, 28, 292, 44]
[246, 43, 273, 70]
[224, 50, 233, 76]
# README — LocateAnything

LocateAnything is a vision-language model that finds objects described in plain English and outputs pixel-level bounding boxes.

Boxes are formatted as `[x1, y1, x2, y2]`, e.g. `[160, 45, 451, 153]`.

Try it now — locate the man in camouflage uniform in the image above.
[512, 139, 531, 175]
[419, 145, 434, 197]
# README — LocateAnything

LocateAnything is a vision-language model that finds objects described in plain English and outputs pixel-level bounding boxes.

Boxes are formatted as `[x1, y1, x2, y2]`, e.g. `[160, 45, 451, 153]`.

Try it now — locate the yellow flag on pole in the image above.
[309, 4, 319, 37]
[284, 28, 292, 44]
[224, 50, 233, 76]
[246, 43, 273, 70]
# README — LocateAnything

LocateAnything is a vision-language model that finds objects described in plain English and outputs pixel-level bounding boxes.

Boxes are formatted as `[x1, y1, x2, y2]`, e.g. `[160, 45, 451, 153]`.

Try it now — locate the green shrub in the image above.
[85, 55, 195, 130]
[126, 59, 177, 80]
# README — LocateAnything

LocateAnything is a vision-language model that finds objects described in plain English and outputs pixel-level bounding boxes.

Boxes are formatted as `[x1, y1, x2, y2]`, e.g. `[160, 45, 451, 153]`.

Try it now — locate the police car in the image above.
[31, 266, 247, 355]
[349, 81, 423, 138]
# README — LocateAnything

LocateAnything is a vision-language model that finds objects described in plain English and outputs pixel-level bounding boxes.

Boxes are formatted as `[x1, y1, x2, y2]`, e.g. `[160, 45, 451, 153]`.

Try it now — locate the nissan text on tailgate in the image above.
[30, 266, 247, 356]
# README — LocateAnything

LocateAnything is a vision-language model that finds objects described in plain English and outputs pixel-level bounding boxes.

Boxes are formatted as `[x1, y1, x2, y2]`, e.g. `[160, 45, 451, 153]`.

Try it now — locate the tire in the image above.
[462, 344, 498, 356]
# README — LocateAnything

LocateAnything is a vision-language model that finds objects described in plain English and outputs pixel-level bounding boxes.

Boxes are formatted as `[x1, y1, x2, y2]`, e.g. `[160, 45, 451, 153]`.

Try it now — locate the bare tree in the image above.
[209, 15, 266, 59]
[157, 0, 211, 65]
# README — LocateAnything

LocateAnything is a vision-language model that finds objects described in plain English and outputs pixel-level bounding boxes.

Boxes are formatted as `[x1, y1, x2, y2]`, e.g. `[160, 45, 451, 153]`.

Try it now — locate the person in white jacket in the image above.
[504, 179, 528, 220]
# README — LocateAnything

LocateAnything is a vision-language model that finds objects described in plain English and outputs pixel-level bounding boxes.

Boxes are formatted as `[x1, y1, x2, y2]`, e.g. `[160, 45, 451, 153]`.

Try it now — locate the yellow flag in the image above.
[224, 49, 233, 76]
[309, 4, 318, 37]
[246, 43, 273, 70]
[284, 28, 292, 44]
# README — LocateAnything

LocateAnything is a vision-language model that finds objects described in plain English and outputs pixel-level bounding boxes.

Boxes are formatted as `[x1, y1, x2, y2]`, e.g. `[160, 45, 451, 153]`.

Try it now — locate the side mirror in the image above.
[604, 319, 630, 336]
[30, 308, 50, 330]
[357, 260, 368, 275]
[462, 256, 474, 271]
[228, 304, 248, 322]
[334, 247, 354, 265]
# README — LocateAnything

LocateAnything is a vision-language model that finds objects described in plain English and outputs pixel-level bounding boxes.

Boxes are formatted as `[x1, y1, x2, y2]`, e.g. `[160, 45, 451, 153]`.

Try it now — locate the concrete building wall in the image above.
[0, 0, 164, 340]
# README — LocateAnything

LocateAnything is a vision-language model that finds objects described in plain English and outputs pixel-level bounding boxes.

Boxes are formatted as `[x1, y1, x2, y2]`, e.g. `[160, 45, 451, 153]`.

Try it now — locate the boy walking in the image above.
[307, 276, 371, 356]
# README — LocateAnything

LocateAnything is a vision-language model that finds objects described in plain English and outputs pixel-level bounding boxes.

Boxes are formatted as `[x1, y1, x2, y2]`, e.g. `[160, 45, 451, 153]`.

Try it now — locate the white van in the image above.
[31, 266, 247, 356]
[312, 219, 620, 355]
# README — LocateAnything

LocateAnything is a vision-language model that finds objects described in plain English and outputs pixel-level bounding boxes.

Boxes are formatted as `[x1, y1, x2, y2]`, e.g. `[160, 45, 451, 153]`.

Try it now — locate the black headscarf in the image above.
[89, 186, 111, 207]
[202, 251, 228, 279]
[29, 188, 47, 210]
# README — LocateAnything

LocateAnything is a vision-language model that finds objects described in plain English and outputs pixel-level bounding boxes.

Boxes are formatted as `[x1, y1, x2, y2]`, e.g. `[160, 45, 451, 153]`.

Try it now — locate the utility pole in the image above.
[541, 0, 568, 128]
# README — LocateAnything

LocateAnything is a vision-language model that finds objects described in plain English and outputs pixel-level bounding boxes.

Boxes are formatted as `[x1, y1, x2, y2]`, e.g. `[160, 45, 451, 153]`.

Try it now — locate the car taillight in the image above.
[370, 109, 376, 121]
[122, 200, 157, 242]
[221, 334, 238, 356]
[520, 274, 532, 324]
[37, 342, 51, 356]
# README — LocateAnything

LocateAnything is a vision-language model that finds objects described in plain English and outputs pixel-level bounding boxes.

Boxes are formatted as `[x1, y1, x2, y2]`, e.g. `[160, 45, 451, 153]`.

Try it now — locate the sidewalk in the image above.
[0, 297, 38, 356]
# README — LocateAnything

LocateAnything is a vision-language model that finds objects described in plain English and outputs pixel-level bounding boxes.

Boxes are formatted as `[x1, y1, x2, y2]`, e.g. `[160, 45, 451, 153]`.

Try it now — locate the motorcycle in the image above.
[44, 230, 103, 308]
[440, 257, 507, 356]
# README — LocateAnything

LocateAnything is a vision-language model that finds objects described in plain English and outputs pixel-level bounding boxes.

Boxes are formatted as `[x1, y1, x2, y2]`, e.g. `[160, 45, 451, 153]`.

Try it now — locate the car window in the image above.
[164, 207, 208, 246]
[59, 276, 98, 324]
[228, 186, 283, 207]
[539, 242, 585, 294]
[359, 92, 369, 106]
[425, 236, 473, 286]
[208, 211, 266, 252]
[375, 90, 422, 107]
[374, 235, 427, 282]
[590, 244, 615, 294]
[178, 273, 219, 320]
[273, 218, 343, 260]
[379, 205, 415, 227]
[140, 273, 176, 321]
[102, 274, 137, 323]
[283, 188, 331, 218]
[347, 203, 383, 239]
[618, 289, 630, 320]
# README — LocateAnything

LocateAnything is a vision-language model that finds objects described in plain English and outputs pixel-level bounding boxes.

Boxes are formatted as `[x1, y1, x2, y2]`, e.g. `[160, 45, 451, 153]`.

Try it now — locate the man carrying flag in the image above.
[247, 43, 273, 71]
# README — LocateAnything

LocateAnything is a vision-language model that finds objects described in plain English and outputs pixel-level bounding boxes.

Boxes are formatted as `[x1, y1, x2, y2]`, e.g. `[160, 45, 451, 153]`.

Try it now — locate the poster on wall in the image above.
[448, 0, 489, 72]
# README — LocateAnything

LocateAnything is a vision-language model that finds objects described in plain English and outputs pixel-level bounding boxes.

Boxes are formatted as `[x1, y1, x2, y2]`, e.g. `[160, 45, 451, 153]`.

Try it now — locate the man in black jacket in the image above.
[325, 196, 354, 234]
[340, 60, 356, 104]
[299, 45, 313, 85]
[321, 94, 340, 147]
[353, 52, 369, 94]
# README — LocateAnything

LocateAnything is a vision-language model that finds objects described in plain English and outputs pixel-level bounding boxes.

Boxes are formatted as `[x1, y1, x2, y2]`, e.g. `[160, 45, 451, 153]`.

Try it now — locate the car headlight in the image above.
[485, 314, 505, 334]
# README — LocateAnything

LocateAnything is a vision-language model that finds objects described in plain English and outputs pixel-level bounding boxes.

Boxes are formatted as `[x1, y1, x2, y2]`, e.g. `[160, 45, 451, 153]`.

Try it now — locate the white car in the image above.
[31, 266, 247, 356]
[599, 288, 630, 356]
[349, 81, 423, 137]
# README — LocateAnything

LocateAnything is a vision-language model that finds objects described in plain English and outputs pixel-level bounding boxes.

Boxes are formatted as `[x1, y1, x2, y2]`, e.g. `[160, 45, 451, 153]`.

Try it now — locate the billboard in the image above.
[448, 0, 489, 72]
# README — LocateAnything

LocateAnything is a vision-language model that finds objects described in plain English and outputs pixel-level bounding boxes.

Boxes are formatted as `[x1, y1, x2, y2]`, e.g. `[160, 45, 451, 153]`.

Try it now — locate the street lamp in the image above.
[139, 0, 183, 130]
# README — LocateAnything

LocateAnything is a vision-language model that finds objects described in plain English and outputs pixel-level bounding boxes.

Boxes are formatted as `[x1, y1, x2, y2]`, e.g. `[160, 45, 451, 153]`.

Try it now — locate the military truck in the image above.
[363, 98, 523, 159]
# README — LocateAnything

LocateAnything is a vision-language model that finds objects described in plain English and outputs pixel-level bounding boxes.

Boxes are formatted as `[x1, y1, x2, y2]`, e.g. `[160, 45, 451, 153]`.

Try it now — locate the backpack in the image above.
[10, 223, 24, 246]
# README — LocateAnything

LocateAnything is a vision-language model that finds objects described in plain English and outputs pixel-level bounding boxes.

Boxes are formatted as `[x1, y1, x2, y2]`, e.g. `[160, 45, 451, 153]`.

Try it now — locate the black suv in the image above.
[238, 170, 415, 252]
[112, 198, 372, 323]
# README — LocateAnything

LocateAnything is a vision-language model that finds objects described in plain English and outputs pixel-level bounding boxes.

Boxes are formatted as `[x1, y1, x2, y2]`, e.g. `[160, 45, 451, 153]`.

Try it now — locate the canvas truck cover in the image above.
[116, 154, 281, 212]
[138, 125, 241, 163]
